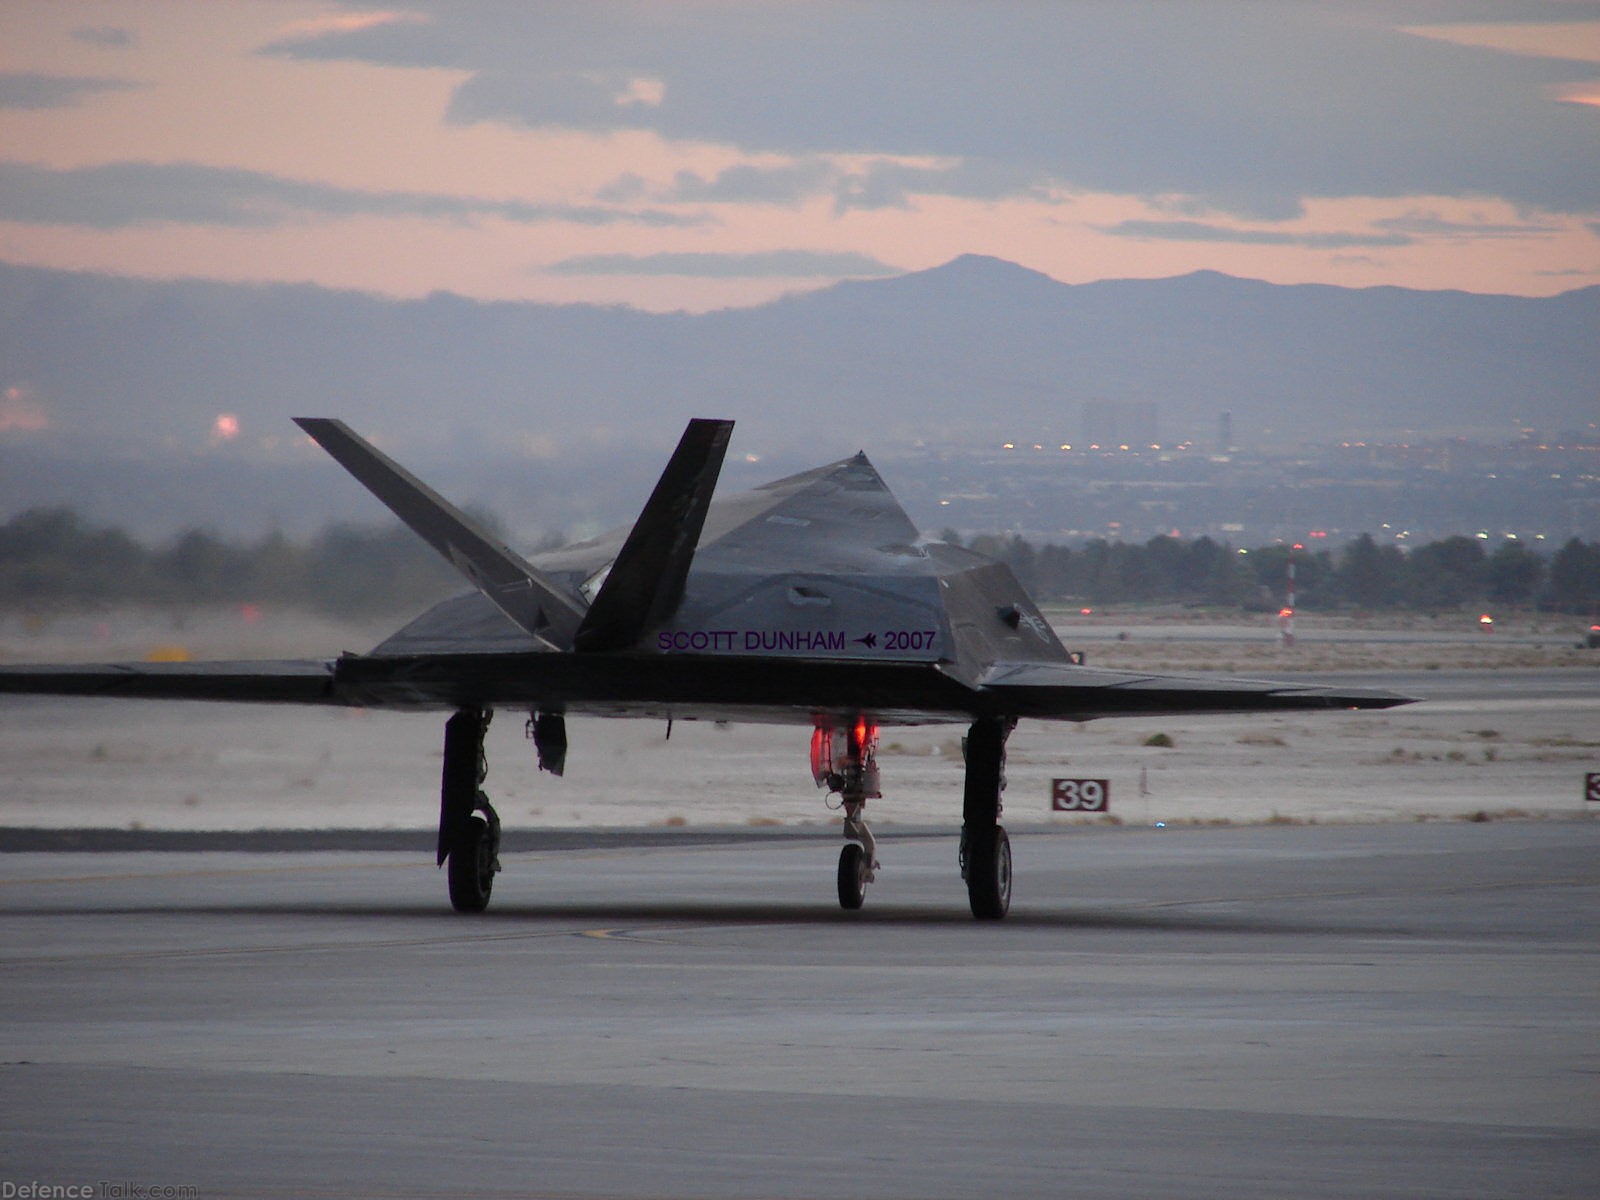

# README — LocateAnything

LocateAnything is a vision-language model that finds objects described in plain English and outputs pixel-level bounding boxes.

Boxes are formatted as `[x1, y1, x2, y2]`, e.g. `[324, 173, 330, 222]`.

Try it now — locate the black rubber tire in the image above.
[447, 815, 494, 913]
[965, 825, 1011, 920]
[837, 843, 867, 911]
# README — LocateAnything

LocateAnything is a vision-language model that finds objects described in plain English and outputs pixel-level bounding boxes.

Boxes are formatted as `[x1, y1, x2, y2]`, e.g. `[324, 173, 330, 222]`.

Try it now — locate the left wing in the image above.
[0, 659, 340, 704]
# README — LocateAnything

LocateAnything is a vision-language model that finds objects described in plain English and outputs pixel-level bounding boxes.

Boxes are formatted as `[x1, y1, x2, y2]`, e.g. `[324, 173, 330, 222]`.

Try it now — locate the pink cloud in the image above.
[0, 385, 49, 432]
[272, 10, 431, 40]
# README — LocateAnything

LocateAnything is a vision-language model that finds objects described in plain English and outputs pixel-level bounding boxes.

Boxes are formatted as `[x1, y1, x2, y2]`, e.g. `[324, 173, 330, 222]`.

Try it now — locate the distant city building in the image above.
[1081, 399, 1158, 449]
[1218, 411, 1233, 454]
[1125, 401, 1158, 448]
[1081, 399, 1119, 449]
[894, 433, 1600, 547]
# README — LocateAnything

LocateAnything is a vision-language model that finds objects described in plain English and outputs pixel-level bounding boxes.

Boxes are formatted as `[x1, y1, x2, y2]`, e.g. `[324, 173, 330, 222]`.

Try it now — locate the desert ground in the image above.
[2, 604, 1595, 833]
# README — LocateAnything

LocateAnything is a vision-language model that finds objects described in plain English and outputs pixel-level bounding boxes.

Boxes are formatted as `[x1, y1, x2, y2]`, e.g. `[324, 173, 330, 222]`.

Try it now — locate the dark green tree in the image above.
[1142, 535, 1189, 597]
[1336, 533, 1403, 608]
[241, 530, 308, 604]
[964, 532, 1003, 561]
[1001, 536, 1038, 595]
[1034, 542, 1074, 599]
[158, 529, 242, 601]
[1403, 536, 1487, 608]
[1247, 544, 1335, 609]
[1485, 539, 1544, 606]
[305, 521, 456, 614]
[1193, 538, 1251, 605]
[1546, 538, 1600, 613]
[0, 508, 90, 603]
[1073, 539, 1130, 603]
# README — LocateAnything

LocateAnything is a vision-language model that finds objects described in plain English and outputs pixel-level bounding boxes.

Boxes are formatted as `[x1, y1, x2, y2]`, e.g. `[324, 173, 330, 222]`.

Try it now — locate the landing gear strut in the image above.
[959, 717, 1014, 920]
[812, 719, 880, 910]
[440, 707, 500, 912]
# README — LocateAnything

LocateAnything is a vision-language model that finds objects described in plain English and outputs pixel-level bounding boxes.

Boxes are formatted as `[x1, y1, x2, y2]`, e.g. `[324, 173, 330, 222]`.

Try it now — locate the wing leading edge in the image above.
[978, 660, 1412, 721]
[310, 651, 1409, 721]
[0, 652, 1410, 720]
[0, 659, 338, 704]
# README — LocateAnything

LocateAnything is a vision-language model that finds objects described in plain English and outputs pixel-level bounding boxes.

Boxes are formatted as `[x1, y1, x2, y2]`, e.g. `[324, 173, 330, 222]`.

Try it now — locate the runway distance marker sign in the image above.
[1052, 778, 1110, 812]
[1586, 772, 1600, 803]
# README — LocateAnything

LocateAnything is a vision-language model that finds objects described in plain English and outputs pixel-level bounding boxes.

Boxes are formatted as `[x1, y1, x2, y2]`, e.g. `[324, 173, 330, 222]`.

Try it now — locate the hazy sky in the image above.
[3, 1, 1598, 312]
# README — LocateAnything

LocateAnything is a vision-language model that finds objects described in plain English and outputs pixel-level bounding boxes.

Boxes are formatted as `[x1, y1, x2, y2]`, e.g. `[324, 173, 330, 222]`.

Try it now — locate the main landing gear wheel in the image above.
[965, 824, 1011, 920]
[447, 813, 496, 913]
[837, 843, 867, 910]
[440, 709, 499, 913]
[960, 716, 1014, 920]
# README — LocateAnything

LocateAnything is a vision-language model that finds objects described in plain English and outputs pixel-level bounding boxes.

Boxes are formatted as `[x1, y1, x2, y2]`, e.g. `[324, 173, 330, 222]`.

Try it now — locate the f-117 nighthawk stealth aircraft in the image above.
[0, 418, 1410, 918]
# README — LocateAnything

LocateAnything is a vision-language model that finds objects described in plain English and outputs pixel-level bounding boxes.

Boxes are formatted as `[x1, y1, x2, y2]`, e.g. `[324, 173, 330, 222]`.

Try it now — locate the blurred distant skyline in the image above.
[3, 1, 1598, 312]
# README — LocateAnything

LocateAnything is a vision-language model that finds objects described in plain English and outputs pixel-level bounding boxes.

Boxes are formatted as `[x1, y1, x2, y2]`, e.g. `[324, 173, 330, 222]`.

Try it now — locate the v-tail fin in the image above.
[573, 418, 733, 651]
[294, 418, 586, 650]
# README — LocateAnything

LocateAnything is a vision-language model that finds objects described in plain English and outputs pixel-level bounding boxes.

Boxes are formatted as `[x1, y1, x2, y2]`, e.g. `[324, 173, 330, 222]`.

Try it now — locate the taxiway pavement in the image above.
[2, 819, 1597, 1198]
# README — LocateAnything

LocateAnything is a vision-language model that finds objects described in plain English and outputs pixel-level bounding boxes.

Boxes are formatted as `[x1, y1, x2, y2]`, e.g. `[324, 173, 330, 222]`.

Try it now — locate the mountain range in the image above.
[2, 255, 1595, 536]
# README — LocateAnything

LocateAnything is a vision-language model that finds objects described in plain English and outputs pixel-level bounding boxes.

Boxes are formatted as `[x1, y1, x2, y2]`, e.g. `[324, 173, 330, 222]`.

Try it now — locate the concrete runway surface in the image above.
[2, 820, 1597, 1199]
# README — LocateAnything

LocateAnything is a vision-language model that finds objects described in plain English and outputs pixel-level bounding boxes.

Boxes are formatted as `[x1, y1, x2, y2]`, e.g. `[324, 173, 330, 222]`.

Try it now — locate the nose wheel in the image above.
[835, 795, 879, 910]
[835, 799, 879, 910]
[837, 843, 868, 910]
[835, 805, 879, 911]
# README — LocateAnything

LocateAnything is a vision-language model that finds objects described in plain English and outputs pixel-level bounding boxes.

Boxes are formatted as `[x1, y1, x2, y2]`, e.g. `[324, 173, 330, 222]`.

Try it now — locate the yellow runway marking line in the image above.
[575, 927, 681, 944]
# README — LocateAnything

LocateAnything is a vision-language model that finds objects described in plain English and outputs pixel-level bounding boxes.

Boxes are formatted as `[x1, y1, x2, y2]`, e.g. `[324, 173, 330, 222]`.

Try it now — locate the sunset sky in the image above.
[3, 1, 1598, 313]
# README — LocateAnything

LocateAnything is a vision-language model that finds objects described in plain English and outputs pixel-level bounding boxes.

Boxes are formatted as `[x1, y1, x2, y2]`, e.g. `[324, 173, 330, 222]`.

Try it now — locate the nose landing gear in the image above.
[813, 719, 881, 910]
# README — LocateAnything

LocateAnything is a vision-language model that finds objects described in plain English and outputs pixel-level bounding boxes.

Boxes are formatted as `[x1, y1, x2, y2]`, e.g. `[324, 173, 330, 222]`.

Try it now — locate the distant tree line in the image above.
[949, 529, 1600, 615]
[0, 507, 460, 616]
[1, 506, 1596, 616]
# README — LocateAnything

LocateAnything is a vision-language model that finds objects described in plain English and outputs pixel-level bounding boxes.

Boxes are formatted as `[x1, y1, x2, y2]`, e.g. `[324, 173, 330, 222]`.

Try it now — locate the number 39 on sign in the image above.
[1052, 778, 1110, 812]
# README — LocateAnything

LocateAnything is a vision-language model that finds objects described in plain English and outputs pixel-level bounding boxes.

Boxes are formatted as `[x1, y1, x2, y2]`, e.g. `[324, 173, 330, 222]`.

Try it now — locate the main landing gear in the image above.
[814, 715, 1015, 919]
[439, 708, 501, 912]
[438, 707, 566, 913]
[959, 717, 1014, 920]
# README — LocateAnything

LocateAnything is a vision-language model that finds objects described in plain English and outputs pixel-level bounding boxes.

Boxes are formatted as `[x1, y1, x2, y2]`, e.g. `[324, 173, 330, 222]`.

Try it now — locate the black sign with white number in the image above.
[1587, 772, 1600, 803]
[1052, 778, 1110, 812]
